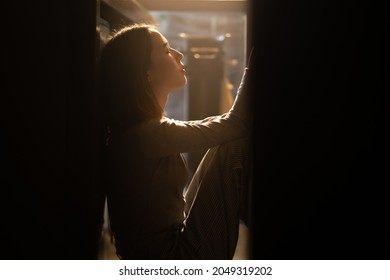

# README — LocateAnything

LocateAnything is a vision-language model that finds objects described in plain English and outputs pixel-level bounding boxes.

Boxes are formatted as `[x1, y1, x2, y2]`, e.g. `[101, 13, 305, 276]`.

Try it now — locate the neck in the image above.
[153, 88, 169, 111]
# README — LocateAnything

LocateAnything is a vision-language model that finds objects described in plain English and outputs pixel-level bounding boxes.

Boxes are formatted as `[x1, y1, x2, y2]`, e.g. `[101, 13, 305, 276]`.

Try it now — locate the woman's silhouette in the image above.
[99, 23, 253, 259]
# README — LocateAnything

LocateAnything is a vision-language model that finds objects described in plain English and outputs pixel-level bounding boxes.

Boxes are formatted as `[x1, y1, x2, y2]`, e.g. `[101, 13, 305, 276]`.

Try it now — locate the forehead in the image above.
[149, 29, 168, 47]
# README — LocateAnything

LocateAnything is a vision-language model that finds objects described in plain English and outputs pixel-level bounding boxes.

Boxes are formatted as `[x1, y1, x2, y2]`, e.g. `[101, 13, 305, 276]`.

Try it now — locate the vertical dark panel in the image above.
[1, 0, 104, 259]
[186, 37, 224, 175]
[2, 1, 68, 259]
[250, 0, 389, 259]
[65, 0, 105, 259]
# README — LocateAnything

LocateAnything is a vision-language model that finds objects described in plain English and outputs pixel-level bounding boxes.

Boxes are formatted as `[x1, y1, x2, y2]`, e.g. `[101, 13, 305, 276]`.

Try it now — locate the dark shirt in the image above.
[106, 69, 250, 258]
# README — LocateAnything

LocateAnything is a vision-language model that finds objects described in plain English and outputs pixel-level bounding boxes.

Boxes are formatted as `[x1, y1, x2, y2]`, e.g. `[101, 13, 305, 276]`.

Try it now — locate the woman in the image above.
[99, 23, 253, 259]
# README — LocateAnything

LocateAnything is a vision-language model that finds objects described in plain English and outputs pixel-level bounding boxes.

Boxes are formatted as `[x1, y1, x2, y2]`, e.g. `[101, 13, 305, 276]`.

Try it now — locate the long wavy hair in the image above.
[99, 24, 163, 132]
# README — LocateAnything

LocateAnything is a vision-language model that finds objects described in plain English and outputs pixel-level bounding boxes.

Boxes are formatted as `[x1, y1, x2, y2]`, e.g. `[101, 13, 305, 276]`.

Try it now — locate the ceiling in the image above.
[103, 0, 249, 13]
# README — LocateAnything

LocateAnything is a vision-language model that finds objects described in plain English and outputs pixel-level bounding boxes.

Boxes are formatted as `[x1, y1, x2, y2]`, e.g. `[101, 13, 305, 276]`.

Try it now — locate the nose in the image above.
[173, 48, 184, 61]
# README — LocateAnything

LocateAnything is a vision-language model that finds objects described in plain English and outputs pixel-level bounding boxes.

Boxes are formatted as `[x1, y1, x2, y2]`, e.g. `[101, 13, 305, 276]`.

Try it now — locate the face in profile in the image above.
[147, 29, 187, 95]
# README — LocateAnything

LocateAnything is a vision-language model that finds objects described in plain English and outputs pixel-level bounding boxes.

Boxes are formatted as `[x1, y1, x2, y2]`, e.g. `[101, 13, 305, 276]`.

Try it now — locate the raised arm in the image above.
[137, 66, 252, 158]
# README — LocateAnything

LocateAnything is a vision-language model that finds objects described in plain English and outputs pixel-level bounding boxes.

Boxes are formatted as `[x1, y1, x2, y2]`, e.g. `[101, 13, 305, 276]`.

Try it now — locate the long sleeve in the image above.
[135, 68, 251, 158]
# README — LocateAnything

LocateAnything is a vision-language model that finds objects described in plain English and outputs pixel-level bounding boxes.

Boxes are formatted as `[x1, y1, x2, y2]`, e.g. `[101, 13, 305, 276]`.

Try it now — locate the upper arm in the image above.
[138, 115, 248, 158]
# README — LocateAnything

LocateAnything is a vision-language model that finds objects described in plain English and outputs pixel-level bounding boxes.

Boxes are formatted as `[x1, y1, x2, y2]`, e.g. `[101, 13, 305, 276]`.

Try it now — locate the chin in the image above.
[177, 76, 187, 88]
[171, 75, 187, 90]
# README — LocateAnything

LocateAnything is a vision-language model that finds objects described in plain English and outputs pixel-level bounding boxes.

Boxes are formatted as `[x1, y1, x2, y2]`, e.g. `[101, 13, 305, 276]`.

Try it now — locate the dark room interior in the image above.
[1, 0, 388, 260]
